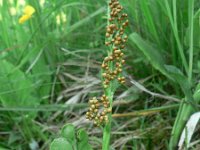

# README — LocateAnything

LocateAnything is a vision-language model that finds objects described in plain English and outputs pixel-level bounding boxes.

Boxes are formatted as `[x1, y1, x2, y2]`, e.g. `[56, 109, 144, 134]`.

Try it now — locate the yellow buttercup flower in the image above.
[19, 5, 35, 24]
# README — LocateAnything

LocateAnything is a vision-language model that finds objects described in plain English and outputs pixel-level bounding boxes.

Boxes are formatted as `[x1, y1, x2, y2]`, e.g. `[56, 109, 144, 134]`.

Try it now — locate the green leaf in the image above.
[0, 60, 38, 117]
[184, 9, 200, 49]
[61, 124, 75, 143]
[50, 124, 92, 150]
[0, 147, 9, 150]
[50, 138, 73, 150]
[193, 82, 200, 103]
[129, 33, 172, 80]
[164, 65, 193, 101]
[77, 129, 92, 150]
[167, 66, 194, 149]
[77, 128, 88, 142]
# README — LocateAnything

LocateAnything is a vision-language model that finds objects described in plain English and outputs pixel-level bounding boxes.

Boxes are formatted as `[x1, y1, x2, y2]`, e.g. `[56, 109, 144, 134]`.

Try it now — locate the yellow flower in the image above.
[19, 5, 35, 24]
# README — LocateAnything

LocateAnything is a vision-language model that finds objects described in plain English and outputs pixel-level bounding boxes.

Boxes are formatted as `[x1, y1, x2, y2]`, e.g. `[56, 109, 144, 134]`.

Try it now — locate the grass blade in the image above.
[129, 33, 172, 80]
[188, 0, 194, 84]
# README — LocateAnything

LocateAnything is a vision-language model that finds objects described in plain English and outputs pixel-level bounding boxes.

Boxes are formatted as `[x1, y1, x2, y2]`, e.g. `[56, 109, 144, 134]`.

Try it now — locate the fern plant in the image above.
[85, 0, 129, 150]
[50, 0, 129, 149]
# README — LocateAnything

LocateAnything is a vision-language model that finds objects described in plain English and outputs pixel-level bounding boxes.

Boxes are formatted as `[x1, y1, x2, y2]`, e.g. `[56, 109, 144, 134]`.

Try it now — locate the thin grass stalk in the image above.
[188, 0, 194, 84]
[164, 0, 189, 74]
[140, 0, 160, 46]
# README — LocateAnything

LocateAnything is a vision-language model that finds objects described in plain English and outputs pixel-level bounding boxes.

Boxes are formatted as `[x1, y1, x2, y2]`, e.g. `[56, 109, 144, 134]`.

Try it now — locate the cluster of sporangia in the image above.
[86, 0, 128, 127]
[103, 0, 128, 88]
[86, 96, 112, 127]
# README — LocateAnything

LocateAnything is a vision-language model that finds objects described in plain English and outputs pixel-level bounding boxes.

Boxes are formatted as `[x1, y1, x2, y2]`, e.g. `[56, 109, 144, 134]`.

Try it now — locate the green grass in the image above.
[0, 0, 200, 149]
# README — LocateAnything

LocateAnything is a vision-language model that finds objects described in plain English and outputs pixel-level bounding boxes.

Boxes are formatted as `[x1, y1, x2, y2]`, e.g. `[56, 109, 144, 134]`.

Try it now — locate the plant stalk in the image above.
[102, 1, 113, 149]
[102, 0, 127, 149]
[102, 79, 114, 150]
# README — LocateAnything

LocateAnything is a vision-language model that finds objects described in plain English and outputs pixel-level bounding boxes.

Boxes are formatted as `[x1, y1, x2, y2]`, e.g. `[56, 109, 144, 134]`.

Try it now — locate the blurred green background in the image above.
[0, 0, 199, 149]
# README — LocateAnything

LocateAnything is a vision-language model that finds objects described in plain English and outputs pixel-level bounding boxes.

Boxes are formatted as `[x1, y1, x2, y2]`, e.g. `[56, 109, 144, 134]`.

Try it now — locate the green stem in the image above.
[102, 0, 126, 149]
[102, 86, 114, 150]
[169, 103, 195, 150]
[102, 2, 112, 149]
[102, 113, 112, 150]
[188, 0, 194, 84]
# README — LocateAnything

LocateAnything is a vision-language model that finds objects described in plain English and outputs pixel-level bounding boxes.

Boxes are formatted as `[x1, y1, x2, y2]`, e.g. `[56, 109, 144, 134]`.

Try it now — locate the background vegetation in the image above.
[0, 0, 199, 149]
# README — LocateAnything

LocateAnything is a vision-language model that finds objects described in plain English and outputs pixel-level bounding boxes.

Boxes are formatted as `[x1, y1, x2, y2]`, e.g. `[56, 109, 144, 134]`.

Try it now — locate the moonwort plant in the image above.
[85, 0, 129, 149]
